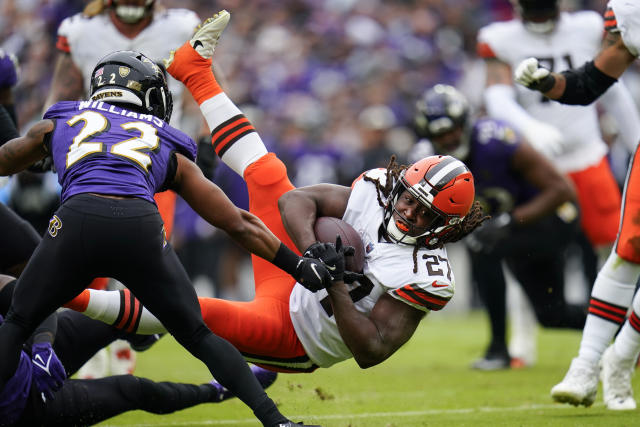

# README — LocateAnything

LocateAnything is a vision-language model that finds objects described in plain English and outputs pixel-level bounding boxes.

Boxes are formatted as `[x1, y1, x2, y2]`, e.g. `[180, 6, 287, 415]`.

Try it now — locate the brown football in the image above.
[313, 217, 365, 273]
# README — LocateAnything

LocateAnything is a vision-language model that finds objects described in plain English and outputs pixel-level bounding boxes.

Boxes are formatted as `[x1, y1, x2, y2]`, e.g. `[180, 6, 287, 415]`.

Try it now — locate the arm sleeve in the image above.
[597, 78, 640, 152]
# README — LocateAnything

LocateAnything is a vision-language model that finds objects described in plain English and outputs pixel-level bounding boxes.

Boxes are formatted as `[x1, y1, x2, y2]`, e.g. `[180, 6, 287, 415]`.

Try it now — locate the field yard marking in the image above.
[107, 402, 603, 426]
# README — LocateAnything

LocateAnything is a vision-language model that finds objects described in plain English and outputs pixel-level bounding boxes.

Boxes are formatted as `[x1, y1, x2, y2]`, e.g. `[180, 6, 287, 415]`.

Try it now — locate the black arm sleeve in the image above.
[0, 104, 19, 146]
[557, 60, 618, 105]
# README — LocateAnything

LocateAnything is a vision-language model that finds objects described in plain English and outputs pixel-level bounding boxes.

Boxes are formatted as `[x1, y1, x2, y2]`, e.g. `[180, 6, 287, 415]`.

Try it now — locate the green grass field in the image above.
[96, 312, 640, 426]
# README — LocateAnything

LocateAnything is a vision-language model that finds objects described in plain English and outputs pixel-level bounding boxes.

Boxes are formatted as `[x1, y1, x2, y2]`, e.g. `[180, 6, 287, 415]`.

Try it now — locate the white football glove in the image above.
[514, 57, 553, 91]
[521, 120, 564, 158]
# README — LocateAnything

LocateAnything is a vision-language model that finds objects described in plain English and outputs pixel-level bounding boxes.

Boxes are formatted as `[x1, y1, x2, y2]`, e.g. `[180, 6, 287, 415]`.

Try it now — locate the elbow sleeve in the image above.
[558, 61, 617, 106]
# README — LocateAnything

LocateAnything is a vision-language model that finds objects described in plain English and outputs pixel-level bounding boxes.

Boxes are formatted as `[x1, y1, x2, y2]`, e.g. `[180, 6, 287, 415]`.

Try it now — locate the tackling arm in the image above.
[172, 153, 281, 261]
[0, 120, 51, 176]
[278, 184, 351, 253]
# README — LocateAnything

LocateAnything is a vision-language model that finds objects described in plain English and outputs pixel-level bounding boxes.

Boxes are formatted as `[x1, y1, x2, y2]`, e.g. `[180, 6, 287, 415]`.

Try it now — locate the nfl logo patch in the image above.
[366, 242, 374, 254]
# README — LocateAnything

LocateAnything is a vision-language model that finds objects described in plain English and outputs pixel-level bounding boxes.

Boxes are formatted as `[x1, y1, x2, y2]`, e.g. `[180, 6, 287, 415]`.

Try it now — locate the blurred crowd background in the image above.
[0, 0, 633, 301]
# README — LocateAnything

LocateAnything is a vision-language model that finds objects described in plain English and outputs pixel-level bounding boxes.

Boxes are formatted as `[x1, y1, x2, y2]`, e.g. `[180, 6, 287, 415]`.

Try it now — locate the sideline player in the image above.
[64, 11, 487, 373]
[0, 36, 330, 427]
[514, 0, 640, 410]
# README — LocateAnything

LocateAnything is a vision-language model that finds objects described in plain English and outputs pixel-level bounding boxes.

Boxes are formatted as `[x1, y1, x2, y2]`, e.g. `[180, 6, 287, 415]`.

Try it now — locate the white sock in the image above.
[200, 94, 267, 177]
[84, 289, 167, 335]
[576, 253, 640, 365]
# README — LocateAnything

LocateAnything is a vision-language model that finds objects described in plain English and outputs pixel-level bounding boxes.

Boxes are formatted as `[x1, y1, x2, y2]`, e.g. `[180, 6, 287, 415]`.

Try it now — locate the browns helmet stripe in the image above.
[423, 156, 468, 189]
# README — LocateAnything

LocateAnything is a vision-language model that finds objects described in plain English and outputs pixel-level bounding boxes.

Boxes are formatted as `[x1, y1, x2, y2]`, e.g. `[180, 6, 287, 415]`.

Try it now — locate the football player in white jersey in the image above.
[476, 0, 640, 376]
[478, 0, 640, 259]
[514, 0, 640, 411]
[63, 11, 487, 374]
[43, 0, 200, 379]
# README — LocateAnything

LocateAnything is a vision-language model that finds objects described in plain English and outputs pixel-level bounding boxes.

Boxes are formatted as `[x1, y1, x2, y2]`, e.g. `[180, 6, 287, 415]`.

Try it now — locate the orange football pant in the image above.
[615, 148, 640, 263]
[567, 156, 621, 248]
[198, 154, 311, 372]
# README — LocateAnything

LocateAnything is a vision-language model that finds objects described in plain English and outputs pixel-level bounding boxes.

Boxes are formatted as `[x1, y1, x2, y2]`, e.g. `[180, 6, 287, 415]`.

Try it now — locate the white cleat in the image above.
[189, 10, 230, 59]
[550, 358, 599, 407]
[601, 345, 636, 410]
[164, 10, 230, 69]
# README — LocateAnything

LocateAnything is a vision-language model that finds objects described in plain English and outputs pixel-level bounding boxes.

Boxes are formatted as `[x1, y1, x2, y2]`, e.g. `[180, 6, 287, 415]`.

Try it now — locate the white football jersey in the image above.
[477, 12, 607, 173]
[608, 0, 640, 57]
[56, 9, 200, 127]
[289, 169, 455, 368]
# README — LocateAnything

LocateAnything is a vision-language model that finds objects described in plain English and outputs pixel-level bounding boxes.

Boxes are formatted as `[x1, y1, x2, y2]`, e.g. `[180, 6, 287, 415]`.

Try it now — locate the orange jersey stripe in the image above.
[394, 284, 450, 311]
[56, 35, 70, 53]
[476, 42, 497, 59]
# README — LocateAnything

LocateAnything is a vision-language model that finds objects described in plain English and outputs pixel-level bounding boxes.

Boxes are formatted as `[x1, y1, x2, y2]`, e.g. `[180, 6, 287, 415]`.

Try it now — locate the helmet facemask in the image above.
[383, 155, 474, 248]
[110, 0, 154, 24]
[515, 0, 559, 34]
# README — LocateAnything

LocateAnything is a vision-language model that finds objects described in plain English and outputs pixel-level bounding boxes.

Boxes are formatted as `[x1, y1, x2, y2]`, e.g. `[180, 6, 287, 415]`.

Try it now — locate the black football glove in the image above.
[465, 212, 512, 254]
[303, 241, 330, 259]
[293, 256, 332, 292]
[320, 235, 355, 284]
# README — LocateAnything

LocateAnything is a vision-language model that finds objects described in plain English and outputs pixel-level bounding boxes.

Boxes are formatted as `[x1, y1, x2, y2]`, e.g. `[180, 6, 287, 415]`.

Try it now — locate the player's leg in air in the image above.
[163, 11, 315, 373]
[66, 11, 318, 375]
[551, 149, 640, 409]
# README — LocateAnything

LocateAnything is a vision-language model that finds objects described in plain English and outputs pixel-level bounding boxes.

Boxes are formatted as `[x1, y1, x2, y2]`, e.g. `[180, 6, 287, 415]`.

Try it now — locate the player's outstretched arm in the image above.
[0, 119, 51, 176]
[515, 32, 634, 105]
[172, 153, 332, 290]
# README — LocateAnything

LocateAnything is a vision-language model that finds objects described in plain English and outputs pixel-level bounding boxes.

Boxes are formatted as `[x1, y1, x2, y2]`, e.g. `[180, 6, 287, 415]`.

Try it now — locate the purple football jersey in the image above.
[0, 50, 18, 88]
[467, 118, 538, 216]
[44, 101, 197, 204]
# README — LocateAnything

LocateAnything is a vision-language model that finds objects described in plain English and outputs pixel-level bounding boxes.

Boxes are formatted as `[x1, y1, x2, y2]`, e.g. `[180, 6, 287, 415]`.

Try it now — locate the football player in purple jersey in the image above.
[0, 49, 326, 427]
[0, 275, 276, 427]
[412, 84, 585, 370]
